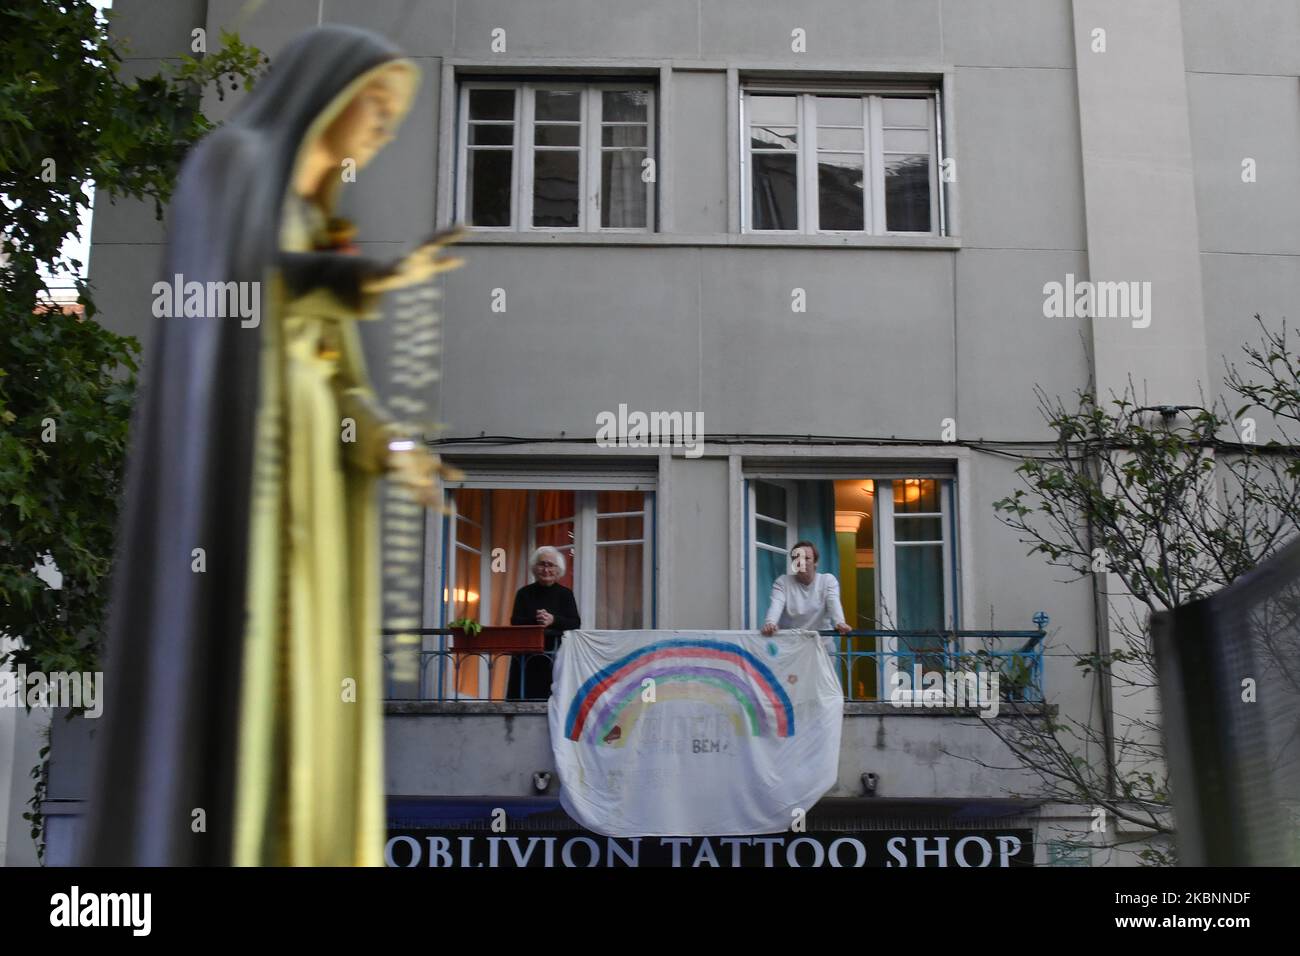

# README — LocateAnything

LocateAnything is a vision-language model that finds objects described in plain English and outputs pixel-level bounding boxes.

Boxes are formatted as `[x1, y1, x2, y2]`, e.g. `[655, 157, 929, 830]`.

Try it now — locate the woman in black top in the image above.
[508, 546, 580, 699]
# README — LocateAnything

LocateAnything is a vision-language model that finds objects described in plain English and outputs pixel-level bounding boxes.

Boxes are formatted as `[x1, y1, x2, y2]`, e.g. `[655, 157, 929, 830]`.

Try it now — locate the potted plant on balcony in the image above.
[448, 617, 545, 653]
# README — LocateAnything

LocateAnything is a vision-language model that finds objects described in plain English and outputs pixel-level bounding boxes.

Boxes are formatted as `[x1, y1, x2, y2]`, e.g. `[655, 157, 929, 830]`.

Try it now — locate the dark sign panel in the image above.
[384, 829, 1034, 867]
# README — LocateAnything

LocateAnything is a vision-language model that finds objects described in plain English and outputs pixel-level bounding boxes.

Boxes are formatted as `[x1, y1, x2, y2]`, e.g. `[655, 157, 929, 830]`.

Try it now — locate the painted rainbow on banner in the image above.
[563, 638, 797, 745]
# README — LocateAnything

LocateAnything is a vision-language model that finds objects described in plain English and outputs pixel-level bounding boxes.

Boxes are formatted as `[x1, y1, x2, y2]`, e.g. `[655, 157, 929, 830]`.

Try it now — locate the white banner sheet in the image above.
[549, 630, 844, 837]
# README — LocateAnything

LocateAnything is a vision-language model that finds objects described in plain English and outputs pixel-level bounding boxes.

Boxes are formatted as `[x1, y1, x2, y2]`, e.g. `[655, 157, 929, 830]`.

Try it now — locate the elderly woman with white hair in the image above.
[507, 546, 581, 699]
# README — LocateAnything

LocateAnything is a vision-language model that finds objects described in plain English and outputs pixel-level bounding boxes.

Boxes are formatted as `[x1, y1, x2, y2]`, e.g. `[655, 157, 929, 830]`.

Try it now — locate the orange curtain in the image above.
[534, 490, 576, 590]
[487, 489, 528, 699]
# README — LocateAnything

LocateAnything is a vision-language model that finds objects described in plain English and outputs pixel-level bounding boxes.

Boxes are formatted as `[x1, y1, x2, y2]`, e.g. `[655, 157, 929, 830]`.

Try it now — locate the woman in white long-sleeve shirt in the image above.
[760, 540, 853, 636]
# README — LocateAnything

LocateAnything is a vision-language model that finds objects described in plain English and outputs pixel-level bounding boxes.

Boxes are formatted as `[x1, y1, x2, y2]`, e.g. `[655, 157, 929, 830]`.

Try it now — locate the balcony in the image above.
[382, 621, 1047, 706]
[382, 621, 1051, 801]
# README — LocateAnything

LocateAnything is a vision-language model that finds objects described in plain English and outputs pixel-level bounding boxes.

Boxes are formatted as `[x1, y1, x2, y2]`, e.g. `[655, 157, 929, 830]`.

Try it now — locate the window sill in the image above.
[455, 232, 961, 250]
[387, 700, 550, 715]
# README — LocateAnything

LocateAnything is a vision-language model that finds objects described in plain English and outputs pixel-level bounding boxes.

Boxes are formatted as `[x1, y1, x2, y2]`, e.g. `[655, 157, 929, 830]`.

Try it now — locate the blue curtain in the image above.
[797, 480, 840, 580]
[894, 479, 948, 669]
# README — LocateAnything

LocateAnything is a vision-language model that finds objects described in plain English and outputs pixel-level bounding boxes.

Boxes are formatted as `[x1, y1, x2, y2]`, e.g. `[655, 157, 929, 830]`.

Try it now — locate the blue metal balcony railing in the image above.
[824, 624, 1046, 705]
[383, 618, 1047, 705]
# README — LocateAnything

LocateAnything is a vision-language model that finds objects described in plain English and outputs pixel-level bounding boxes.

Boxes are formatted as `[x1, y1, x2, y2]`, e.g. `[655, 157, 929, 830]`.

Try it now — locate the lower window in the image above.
[434, 488, 655, 699]
[746, 476, 958, 700]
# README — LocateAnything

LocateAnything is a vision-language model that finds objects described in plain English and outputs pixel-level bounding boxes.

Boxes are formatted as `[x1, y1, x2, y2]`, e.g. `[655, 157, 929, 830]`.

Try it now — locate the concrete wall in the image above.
[1182, 0, 1300, 433]
[385, 706, 1042, 800]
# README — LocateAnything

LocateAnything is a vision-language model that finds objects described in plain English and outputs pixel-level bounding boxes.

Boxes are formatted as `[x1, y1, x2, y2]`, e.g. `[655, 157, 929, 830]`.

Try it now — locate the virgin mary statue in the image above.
[83, 25, 458, 866]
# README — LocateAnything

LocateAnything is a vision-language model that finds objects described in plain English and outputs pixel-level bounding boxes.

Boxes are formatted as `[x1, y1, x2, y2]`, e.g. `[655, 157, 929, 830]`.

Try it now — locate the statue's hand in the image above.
[364, 227, 467, 293]
[365, 247, 464, 294]
[386, 444, 441, 507]
[385, 444, 465, 510]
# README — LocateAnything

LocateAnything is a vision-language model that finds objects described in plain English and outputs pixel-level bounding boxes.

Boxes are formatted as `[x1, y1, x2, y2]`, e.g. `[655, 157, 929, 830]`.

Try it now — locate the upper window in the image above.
[743, 89, 940, 235]
[457, 81, 656, 232]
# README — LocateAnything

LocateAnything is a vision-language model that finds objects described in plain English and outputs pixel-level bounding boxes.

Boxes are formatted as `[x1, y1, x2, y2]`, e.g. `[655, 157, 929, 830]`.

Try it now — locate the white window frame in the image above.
[590, 494, 654, 629]
[742, 476, 958, 693]
[440, 488, 655, 635]
[445, 499, 493, 694]
[875, 479, 955, 690]
[741, 88, 940, 237]
[746, 479, 800, 628]
[457, 80, 656, 233]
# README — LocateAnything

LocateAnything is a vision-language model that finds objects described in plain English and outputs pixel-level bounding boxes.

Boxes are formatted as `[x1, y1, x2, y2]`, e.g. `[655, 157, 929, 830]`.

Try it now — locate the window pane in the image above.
[536, 490, 576, 522]
[597, 490, 644, 513]
[750, 126, 797, 151]
[751, 154, 798, 229]
[895, 517, 943, 542]
[535, 89, 581, 121]
[601, 150, 647, 228]
[597, 543, 643, 629]
[457, 519, 482, 551]
[603, 89, 649, 123]
[602, 125, 648, 147]
[817, 153, 864, 231]
[755, 481, 787, 521]
[598, 514, 644, 541]
[467, 150, 512, 226]
[816, 96, 862, 126]
[534, 123, 581, 147]
[453, 488, 484, 524]
[816, 127, 864, 152]
[896, 536, 947, 681]
[883, 128, 930, 153]
[756, 521, 786, 549]
[469, 124, 513, 146]
[748, 95, 797, 126]
[453, 548, 482, 619]
[469, 88, 514, 121]
[894, 479, 939, 513]
[883, 97, 928, 127]
[885, 156, 931, 232]
[532, 151, 580, 227]
[895, 543, 944, 632]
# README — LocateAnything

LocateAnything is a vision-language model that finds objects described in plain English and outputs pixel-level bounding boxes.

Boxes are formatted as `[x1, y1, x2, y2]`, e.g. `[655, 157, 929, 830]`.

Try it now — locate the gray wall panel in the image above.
[453, 0, 699, 59]
[1181, 0, 1300, 77]
[699, 249, 955, 439]
[665, 456, 731, 628]
[1187, 72, 1300, 256]
[955, 248, 1092, 439]
[701, 0, 942, 63]
[438, 247, 703, 436]
[670, 72, 729, 235]
[951, 66, 1086, 251]
[941, 0, 1075, 68]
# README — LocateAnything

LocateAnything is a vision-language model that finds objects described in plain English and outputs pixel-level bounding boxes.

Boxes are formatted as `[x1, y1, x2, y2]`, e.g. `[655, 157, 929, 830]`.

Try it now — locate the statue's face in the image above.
[321, 77, 402, 170]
